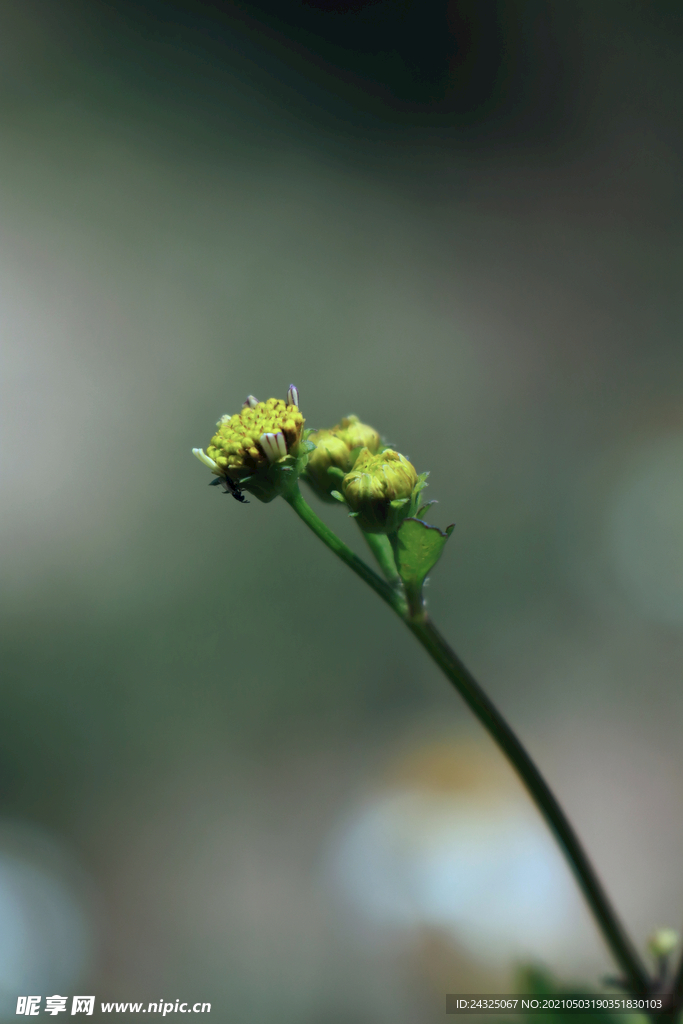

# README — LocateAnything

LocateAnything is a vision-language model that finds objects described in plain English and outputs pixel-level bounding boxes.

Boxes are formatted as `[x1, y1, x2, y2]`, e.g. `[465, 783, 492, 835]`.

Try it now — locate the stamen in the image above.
[192, 448, 218, 471]
[286, 384, 299, 407]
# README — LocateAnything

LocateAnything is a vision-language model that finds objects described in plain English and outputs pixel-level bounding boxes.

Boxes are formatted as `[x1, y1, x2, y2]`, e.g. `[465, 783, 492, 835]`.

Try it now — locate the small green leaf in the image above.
[393, 517, 454, 590]
[330, 490, 346, 503]
[297, 439, 317, 455]
[413, 473, 429, 496]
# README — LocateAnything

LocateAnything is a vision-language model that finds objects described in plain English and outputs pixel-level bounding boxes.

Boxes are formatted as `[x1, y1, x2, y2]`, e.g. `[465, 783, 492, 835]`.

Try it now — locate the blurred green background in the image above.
[3, 1, 683, 1020]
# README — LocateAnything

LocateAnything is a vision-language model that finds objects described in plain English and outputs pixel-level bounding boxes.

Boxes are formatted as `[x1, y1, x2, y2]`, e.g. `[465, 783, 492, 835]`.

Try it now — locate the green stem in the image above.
[284, 484, 651, 995]
[360, 529, 401, 585]
[668, 956, 683, 1017]
[407, 615, 650, 996]
[284, 487, 405, 616]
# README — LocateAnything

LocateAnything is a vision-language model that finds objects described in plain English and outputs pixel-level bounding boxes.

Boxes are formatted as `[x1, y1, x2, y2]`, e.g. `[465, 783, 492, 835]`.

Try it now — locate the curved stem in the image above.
[283, 484, 652, 994]
[283, 486, 405, 616]
[407, 615, 650, 995]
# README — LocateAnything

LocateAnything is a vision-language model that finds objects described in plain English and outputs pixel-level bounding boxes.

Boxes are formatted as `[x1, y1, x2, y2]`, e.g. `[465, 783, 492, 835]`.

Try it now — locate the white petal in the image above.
[192, 448, 218, 471]
[216, 414, 231, 426]
[243, 395, 259, 408]
[275, 431, 287, 458]
[259, 432, 278, 463]
[286, 384, 299, 407]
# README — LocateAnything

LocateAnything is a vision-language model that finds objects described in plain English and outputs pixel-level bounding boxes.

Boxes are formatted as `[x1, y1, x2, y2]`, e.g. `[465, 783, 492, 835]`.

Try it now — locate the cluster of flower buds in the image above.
[303, 415, 427, 535]
[304, 415, 382, 502]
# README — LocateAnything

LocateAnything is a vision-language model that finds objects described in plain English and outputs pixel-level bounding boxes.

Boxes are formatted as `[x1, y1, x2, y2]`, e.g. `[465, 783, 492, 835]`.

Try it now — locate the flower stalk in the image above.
[283, 482, 650, 997]
[193, 386, 658, 1008]
[360, 530, 402, 587]
[284, 486, 406, 615]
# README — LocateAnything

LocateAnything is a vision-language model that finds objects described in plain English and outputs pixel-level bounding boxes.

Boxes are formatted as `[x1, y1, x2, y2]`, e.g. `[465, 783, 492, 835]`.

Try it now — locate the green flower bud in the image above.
[332, 415, 381, 454]
[342, 448, 421, 533]
[305, 430, 354, 501]
[648, 928, 679, 959]
[192, 387, 312, 503]
[305, 415, 382, 502]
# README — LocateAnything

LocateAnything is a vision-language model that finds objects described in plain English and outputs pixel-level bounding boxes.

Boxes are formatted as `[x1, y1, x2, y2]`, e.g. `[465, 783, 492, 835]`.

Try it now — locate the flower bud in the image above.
[304, 430, 354, 502]
[305, 415, 382, 502]
[342, 448, 420, 533]
[648, 928, 679, 959]
[332, 415, 381, 454]
[193, 388, 310, 503]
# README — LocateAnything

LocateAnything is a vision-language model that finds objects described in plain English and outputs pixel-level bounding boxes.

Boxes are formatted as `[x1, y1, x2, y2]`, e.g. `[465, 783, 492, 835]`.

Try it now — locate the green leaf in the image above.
[297, 439, 317, 455]
[515, 966, 622, 1024]
[330, 490, 346, 503]
[393, 517, 454, 590]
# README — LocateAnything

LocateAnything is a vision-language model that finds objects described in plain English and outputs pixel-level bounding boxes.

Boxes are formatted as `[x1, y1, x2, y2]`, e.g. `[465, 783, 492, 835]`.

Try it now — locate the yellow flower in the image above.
[192, 386, 308, 503]
[206, 396, 304, 473]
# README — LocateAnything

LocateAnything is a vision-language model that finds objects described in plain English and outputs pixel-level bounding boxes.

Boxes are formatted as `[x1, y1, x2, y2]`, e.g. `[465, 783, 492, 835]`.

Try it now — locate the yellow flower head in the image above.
[192, 385, 309, 503]
[206, 397, 304, 475]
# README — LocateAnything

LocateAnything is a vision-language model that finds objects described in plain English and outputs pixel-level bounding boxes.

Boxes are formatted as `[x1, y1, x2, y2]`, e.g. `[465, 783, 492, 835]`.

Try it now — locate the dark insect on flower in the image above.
[209, 476, 249, 503]
[224, 477, 249, 503]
